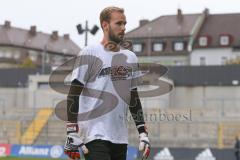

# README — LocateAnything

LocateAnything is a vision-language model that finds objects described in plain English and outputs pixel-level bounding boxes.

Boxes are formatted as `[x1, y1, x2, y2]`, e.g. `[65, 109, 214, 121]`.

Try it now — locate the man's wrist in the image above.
[137, 124, 148, 135]
[66, 122, 79, 134]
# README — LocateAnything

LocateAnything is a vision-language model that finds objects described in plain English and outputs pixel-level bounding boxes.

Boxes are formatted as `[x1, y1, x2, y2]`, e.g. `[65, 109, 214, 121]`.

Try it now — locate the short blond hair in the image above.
[100, 6, 124, 28]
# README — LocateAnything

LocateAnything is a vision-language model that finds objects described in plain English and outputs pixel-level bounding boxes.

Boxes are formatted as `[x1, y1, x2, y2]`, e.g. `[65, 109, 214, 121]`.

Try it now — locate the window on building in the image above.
[0, 52, 4, 58]
[30, 55, 37, 61]
[133, 44, 143, 53]
[13, 53, 20, 59]
[174, 42, 184, 51]
[220, 35, 230, 46]
[5, 52, 12, 58]
[200, 57, 206, 65]
[46, 54, 50, 63]
[53, 55, 64, 65]
[199, 36, 208, 47]
[152, 43, 164, 52]
[29, 50, 38, 61]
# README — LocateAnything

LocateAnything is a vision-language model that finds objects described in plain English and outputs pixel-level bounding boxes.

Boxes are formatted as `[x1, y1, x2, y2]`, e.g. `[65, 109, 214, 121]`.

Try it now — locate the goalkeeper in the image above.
[64, 6, 150, 160]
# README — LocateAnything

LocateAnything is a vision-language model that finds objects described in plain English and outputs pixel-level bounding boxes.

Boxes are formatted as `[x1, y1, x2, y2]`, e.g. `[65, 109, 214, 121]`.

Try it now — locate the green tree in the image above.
[19, 57, 37, 68]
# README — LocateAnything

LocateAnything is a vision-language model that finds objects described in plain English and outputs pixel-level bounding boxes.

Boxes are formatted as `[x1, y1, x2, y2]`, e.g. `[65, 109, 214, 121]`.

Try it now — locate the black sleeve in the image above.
[67, 79, 84, 122]
[129, 88, 147, 134]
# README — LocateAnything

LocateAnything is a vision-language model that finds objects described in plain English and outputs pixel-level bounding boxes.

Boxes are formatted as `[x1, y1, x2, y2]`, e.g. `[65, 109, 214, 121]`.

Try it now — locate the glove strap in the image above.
[137, 124, 148, 135]
[139, 132, 148, 139]
[66, 122, 79, 134]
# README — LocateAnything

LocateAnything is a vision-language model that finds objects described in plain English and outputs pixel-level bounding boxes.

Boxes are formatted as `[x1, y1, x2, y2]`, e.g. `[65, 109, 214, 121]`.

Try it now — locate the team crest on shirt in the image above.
[98, 65, 133, 81]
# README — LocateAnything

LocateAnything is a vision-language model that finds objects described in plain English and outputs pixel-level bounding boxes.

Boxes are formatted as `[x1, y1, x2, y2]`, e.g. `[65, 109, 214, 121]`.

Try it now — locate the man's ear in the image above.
[102, 21, 109, 32]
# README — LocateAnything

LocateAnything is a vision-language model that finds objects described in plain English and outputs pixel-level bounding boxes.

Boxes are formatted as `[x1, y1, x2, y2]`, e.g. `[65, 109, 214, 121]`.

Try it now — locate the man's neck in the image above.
[101, 37, 121, 52]
[101, 36, 121, 45]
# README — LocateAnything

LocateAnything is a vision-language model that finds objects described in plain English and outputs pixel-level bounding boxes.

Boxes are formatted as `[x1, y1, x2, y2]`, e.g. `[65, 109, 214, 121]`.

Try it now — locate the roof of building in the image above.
[125, 9, 207, 55]
[0, 21, 80, 55]
[196, 13, 240, 47]
[126, 13, 201, 38]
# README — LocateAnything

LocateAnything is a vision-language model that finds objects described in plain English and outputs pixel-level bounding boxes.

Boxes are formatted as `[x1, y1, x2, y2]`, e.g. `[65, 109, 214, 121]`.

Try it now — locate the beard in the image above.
[108, 27, 124, 44]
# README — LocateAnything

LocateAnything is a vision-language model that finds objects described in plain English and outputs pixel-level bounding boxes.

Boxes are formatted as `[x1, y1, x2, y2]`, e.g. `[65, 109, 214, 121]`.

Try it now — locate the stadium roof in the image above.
[1, 65, 240, 87]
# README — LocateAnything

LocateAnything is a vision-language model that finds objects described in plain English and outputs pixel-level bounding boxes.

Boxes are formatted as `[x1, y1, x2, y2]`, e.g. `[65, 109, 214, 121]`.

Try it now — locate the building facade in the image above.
[0, 21, 80, 69]
[126, 9, 240, 66]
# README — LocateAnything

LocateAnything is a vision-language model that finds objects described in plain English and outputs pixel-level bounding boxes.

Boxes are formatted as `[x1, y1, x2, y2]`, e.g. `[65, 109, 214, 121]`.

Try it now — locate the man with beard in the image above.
[64, 6, 150, 160]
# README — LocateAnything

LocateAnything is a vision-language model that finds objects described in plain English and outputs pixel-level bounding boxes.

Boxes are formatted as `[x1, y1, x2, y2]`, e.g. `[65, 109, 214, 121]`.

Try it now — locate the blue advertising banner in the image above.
[11, 144, 68, 159]
[10, 144, 138, 159]
[127, 146, 138, 160]
[8, 144, 238, 160]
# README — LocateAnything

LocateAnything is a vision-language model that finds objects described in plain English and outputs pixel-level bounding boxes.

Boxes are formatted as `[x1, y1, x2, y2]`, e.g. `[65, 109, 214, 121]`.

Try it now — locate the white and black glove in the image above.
[64, 122, 89, 159]
[139, 132, 150, 160]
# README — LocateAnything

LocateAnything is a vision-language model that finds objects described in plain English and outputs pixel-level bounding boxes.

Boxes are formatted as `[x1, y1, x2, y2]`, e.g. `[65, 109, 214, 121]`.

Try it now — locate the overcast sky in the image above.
[0, 0, 240, 48]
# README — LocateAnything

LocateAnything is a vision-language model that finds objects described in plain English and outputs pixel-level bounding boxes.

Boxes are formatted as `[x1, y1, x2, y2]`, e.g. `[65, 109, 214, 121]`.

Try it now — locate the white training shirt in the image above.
[71, 43, 139, 144]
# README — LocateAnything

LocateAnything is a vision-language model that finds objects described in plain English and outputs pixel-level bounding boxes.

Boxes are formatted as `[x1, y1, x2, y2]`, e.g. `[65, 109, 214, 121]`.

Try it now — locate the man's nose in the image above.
[121, 25, 126, 32]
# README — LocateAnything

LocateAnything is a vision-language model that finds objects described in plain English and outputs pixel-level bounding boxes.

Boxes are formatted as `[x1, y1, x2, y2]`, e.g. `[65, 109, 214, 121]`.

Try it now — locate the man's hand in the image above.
[64, 123, 89, 159]
[139, 132, 150, 160]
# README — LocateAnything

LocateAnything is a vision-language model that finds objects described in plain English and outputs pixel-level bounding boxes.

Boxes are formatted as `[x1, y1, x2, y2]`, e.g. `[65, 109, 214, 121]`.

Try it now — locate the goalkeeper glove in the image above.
[139, 132, 150, 160]
[64, 122, 89, 159]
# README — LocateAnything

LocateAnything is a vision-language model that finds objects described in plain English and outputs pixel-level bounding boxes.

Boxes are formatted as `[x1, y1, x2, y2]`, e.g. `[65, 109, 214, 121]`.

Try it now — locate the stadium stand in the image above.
[20, 108, 53, 144]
